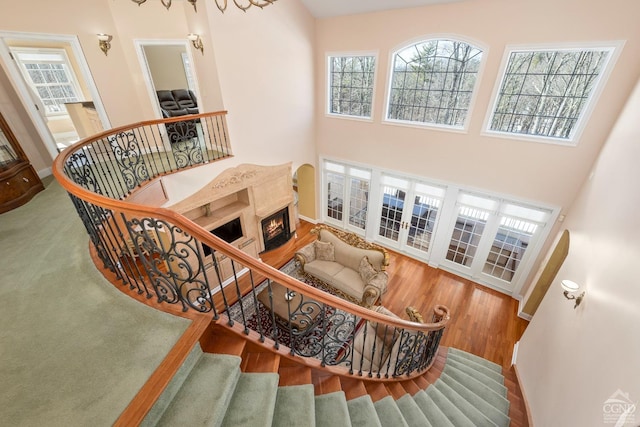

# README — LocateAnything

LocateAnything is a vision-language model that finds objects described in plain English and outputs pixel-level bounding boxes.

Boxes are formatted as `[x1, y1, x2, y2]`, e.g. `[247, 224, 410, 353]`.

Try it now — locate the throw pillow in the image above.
[315, 240, 335, 261]
[359, 256, 377, 283]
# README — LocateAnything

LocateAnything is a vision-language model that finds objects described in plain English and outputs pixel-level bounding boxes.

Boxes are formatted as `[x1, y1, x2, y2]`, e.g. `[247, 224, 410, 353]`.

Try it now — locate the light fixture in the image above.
[97, 34, 113, 56]
[561, 279, 585, 309]
[129, 0, 278, 13]
[187, 34, 204, 55]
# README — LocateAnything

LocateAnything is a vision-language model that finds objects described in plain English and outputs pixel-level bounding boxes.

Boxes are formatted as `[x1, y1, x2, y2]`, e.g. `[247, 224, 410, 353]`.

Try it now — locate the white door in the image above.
[323, 161, 371, 236]
[376, 175, 445, 260]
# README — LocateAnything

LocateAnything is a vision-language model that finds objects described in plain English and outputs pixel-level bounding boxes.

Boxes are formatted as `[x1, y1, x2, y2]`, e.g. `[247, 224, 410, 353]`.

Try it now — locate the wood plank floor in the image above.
[261, 220, 529, 371]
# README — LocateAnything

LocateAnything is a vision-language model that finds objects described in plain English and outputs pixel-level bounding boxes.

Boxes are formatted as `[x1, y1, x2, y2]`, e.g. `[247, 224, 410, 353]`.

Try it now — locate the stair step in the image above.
[434, 379, 497, 427]
[385, 382, 408, 400]
[340, 377, 368, 400]
[442, 364, 510, 413]
[241, 351, 280, 373]
[313, 374, 342, 395]
[448, 348, 502, 373]
[157, 353, 241, 427]
[272, 384, 315, 427]
[364, 381, 390, 402]
[315, 391, 352, 427]
[440, 372, 510, 426]
[141, 343, 203, 427]
[445, 358, 507, 397]
[374, 395, 409, 427]
[447, 352, 505, 384]
[278, 365, 312, 386]
[399, 380, 421, 396]
[413, 390, 455, 427]
[221, 372, 279, 427]
[204, 328, 247, 356]
[396, 394, 432, 427]
[426, 385, 476, 427]
[347, 395, 382, 427]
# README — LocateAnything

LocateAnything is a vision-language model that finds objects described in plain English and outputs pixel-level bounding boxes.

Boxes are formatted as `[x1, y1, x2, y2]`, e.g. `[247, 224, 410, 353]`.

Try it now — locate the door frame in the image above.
[0, 31, 111, 160]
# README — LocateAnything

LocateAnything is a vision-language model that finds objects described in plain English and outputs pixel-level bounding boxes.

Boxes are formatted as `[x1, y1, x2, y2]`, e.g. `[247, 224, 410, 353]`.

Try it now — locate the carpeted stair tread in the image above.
[447, 353, 505, 384]
[142, 344, 204, 427]
[441, 371, 510, 425]
[426, 385, 476, 427]
[346, 395, 382, 427]
[434, 378, 498, 427]
[413, 390, 455, 427]
[442, 364, 510, 413]
[373, 395, 409, 427]
[448, 348, 502, 373]
[315, 391, 352, 427]
[445, 358, 507, 397]
[157, 353, 241, 427]
[221, 372, 279, 427]
[396, 393, 432, 427]
[272, 384, 316, 427]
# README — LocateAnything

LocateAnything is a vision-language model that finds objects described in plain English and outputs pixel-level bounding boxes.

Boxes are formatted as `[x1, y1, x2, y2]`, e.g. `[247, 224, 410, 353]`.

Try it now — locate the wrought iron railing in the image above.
[53, 111, 450, 382]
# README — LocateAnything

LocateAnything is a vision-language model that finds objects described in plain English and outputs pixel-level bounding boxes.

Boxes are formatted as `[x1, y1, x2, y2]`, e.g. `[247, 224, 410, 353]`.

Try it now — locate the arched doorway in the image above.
[294, 164, 316, 222]
[522, 229, 570, 316]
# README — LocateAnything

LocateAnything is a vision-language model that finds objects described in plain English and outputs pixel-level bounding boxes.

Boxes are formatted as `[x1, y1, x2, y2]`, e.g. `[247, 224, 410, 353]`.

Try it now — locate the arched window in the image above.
[386, 38, 483, 129]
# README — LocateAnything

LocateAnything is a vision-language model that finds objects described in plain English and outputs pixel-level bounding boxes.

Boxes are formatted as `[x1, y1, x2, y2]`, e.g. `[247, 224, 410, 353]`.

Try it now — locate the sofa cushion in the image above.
[359, 256, 376, 283]
[319, 228, 385, 272]
[304, 260, 343, 284]
[315, 240, 335, 261]
[332, 268, 365, 299]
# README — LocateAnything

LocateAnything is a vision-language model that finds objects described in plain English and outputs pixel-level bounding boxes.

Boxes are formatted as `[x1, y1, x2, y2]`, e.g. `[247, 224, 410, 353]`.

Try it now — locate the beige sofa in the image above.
[294, 225, 389, 307]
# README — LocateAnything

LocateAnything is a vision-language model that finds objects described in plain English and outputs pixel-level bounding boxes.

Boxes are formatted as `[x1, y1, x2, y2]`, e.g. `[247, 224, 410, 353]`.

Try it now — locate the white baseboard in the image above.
[513, 361, 535, 427]
[511, 341, 519, 366]
[517, 298, 533, 321]
[298, 215, 317, 224]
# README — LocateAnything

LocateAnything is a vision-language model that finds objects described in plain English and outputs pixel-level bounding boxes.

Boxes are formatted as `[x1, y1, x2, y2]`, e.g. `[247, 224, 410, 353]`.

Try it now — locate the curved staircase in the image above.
[143, 327, 515, 427]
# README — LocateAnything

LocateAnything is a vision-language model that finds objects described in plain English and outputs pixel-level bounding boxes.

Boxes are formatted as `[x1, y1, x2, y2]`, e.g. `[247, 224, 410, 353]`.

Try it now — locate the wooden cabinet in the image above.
[0, 112, 44, 214]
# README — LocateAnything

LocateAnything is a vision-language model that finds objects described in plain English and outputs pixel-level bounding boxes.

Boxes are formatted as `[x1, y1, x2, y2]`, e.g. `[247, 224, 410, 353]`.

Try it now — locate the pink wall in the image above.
[314, 0, 640, 209]
[517, 75, 640, 425]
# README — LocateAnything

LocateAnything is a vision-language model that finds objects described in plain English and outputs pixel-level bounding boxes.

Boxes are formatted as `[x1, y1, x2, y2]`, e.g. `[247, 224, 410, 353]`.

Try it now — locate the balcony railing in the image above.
[53, 111, 450, 383]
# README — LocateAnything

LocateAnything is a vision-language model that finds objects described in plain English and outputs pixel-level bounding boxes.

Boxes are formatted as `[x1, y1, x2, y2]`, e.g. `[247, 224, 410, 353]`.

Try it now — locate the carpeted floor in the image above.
[0, 178, 191, 426]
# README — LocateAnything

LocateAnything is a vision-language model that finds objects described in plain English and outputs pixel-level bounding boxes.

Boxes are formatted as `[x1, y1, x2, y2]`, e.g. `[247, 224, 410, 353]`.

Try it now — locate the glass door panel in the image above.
[482, 217, 534, 282]
[348, 176, 369, 229]
[446, 206, 489, 267]
[326, 171, 345, 222]
[403, 182, 444, 257]
[379, 185, 406, 242]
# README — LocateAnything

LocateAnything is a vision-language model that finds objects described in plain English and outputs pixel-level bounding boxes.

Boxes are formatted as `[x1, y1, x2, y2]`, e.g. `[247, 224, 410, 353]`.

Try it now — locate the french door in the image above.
[376, 175, 444, 260]
[441, 192, 550, 292]
[324, 161, 371, 235]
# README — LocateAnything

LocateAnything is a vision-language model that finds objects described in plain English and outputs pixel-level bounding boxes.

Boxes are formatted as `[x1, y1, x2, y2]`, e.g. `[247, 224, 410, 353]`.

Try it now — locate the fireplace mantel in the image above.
[168, 163, 296, 254]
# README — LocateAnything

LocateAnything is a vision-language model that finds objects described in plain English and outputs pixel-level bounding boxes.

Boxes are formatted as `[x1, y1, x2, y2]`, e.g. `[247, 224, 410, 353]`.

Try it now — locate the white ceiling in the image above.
[299, 0, 464, 19]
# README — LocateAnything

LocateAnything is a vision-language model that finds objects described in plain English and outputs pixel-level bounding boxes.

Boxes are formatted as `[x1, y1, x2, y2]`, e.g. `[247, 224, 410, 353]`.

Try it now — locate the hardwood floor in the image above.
[261, 220, 529, 371]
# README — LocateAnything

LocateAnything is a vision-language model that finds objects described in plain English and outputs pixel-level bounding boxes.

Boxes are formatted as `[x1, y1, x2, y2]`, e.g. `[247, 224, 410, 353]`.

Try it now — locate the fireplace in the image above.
[261, 207, 292, 251]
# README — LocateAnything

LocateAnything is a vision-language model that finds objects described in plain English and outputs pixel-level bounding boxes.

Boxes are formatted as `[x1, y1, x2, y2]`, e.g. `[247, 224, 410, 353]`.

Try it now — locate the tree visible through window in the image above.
[12, 48, 81, 117]
[387, 39, 483, 128]
[489, 47, 612, 140]
[328, 55, 376, 118]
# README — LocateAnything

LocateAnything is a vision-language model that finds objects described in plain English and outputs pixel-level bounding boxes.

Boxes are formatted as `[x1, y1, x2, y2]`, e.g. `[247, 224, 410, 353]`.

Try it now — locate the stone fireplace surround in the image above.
[165, 163, 296, 284]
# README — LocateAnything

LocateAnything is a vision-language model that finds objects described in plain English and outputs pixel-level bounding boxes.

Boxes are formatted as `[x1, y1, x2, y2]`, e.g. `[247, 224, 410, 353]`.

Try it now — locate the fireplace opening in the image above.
[261, 207, 292, 252]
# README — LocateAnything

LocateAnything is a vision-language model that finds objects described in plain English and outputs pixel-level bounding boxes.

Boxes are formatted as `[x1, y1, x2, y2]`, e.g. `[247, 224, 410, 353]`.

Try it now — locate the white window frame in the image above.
[482, 41, 624, 146]
[382, 34, 488, 133]
[11, 47, 83, 118]
[326, 51, 378, 122]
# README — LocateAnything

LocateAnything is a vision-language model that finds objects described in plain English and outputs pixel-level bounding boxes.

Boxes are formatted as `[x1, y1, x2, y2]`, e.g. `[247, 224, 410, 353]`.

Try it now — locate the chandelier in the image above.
[130, 0, 278, 13]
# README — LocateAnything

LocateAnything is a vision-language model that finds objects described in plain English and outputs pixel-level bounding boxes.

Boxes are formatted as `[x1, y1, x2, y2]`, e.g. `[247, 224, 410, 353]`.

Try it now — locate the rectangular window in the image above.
[12, 48, 82, 117]
[488, 45, 617, 142]
[328, 54, 376, 119]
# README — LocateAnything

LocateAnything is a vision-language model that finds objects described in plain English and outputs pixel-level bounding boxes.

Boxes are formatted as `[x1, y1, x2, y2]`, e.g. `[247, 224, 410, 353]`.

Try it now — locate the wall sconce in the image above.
[97, 34, 113, 56]
[561, 279, 585, 309]
[187, 33, 204, 55]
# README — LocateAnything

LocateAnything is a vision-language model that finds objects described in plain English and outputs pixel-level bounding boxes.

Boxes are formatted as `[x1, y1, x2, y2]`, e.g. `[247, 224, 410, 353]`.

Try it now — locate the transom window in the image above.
[488, 46, 615, 142]
[387, 38, 483, 128]
[328, 54, 376, 118]
[12, 48, 82, 117]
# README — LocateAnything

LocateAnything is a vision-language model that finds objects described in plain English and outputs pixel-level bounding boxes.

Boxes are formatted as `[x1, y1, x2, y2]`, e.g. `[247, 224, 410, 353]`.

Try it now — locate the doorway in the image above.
[135, 40, 200, 120]
[0, 32, 110, 158]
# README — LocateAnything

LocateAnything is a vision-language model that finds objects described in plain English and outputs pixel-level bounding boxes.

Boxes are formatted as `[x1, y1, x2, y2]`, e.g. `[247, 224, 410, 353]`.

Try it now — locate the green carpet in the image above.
[0, 179, 191, 426]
